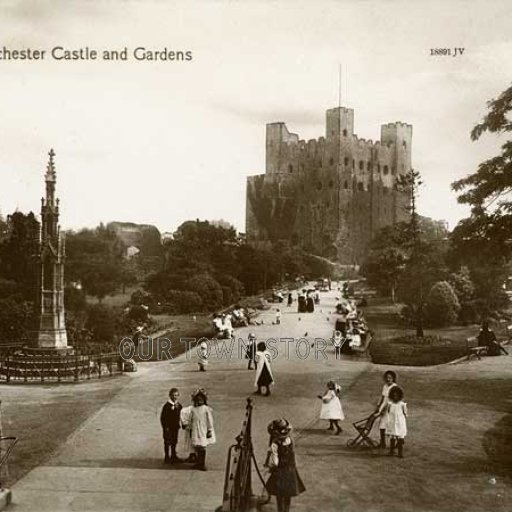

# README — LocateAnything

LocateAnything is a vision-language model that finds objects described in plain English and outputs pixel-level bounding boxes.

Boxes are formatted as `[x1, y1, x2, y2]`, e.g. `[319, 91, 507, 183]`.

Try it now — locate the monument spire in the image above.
[33, 149, 68, 349]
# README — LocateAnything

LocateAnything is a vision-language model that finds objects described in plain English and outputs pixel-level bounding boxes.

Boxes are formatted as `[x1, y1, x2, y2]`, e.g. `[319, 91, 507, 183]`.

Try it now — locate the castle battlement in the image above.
[249, 104, 412, 263]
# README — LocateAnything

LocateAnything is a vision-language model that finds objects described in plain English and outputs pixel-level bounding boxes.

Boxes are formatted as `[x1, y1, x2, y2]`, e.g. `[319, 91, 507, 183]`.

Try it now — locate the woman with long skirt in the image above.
[254, 342, 275, 396]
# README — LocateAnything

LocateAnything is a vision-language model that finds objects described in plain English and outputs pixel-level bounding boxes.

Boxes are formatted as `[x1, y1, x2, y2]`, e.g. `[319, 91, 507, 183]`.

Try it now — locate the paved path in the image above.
[10, 289, 370, 511]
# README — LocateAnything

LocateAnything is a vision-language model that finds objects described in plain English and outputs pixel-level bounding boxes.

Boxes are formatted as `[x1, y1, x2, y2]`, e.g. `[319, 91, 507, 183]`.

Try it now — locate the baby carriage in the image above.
[346, 413, 379, 448]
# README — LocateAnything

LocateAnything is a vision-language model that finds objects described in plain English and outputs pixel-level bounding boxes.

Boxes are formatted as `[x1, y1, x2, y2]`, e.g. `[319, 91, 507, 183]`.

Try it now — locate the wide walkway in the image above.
[10, 289, 369, 511]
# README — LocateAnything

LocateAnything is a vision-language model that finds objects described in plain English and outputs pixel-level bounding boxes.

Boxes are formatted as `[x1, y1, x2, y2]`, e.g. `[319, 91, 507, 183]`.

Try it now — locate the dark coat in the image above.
[266, 441, 306, 497]
[161, 401, 182, 444]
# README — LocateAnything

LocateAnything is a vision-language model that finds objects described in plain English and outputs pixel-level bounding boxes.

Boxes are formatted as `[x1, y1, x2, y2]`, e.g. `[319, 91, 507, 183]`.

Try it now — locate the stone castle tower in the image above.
[33, 149, 68, 348]
[246, 106, 412, 264]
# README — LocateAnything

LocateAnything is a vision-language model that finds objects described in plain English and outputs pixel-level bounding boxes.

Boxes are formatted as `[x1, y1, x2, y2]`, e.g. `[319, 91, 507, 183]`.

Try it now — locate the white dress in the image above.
[180, 405, 193, 454]
[320, 389, 344, 420]
[190, 404, 216, 447]
[386, 401, 407, 438]
[378, 383, 397, 429]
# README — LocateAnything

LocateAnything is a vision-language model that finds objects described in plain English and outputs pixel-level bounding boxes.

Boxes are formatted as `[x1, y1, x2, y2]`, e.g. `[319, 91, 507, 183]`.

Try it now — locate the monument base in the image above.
[33, 329, 68, 349]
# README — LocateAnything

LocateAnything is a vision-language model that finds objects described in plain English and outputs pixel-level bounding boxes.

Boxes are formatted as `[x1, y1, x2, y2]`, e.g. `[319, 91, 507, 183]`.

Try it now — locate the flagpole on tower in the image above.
[338, 64, 342, 107]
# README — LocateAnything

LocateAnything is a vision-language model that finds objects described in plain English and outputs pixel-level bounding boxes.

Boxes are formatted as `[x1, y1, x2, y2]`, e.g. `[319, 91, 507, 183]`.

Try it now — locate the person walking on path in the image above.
[332, 330, 343, 360]
[265, 418, 306, 512]
[318, 381, 344, 434]
[386, 386, 408, 458]
[287, 293, 293, 307]
[374, 370, 398, 449]
[275, 308, 282, 325]
[197, 339, 209, 371]
[189, 390, 215, 471]
[245, 333, 257, 370]
[255, 341, 274, 396]
[160, 388, 183, 464]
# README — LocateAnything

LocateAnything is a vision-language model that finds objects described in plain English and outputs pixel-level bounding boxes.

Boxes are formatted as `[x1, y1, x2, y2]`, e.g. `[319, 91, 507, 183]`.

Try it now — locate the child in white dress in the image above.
[318, 381, 344, 435]
[374, 370, 398, 449]
[386, 386, 407, 458]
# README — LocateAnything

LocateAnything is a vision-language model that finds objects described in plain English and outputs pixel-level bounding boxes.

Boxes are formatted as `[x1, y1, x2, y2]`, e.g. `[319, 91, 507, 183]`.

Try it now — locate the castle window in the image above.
[288, 164, 293, 173]
[367, 162, 372, 171]
[403, 141, 407, 148]
[358, 182, 364, 191]
[352, 159, 355, 168]
[329, 180, 334, 188]
[359, 161, 364, 170]
[383, 165, 389, 175]
[344, 157, 349, 167]
[343, 129, 347, 137]
[329, 157, 334, 166]
[344, 180, 348, 189]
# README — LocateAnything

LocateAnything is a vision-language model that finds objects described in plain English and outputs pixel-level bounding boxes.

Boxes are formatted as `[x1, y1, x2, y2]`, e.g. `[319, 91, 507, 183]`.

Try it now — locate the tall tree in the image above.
[451, 84, 512, 258]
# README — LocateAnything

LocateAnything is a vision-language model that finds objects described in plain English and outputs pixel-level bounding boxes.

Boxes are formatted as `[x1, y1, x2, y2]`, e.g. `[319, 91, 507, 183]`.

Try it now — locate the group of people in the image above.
[317, 371, 408, 458]
[160, 387, 215, 471]
[333, 297, 369, 353]
[297, 289, 318, 313]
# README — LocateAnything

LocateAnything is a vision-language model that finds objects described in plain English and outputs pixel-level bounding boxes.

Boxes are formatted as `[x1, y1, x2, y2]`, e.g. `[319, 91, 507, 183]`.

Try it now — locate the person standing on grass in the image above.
[287, 293, 293, 307]
[255, 341, 274, 396]
[386, 386, 407, 458]
[374, 370, 398, 449]
[318, 381, 344, 434]
[275, 308, 282, 325]
[160, 388, 183, 464]
[477, 321, 502, 356]
[189, 390, 215, 471]
[265, 418, 306, 512]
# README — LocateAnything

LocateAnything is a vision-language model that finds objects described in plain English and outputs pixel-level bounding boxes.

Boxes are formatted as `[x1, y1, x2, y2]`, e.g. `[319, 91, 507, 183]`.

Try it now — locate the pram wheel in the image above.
[346, 439, 357, 448]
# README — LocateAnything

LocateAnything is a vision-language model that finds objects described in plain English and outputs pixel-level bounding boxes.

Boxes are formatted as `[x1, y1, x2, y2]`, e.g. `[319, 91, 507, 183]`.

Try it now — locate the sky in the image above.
[0, 0, 510, 234]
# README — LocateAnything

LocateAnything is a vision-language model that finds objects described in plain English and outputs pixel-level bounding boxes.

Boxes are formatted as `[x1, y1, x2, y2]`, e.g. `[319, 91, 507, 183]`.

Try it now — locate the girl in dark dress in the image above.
[265, 418, 305, 512]
[255, 342, 274, 395]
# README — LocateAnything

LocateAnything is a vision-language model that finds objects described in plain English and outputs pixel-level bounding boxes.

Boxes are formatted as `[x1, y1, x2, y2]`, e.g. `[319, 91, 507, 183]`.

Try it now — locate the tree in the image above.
[66, 225, 125, 302]
[451, 84, 512, 256]
[425, 281, 460, 327]
[450, 84, 512, 312]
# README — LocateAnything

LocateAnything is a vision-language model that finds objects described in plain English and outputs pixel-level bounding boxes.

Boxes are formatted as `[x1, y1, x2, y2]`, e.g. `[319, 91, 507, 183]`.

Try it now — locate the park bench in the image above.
[465, 336, 487, 360]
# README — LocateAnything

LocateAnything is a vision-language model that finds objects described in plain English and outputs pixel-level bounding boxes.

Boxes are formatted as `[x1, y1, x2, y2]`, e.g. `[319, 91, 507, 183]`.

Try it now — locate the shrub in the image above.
[163, 290, 204, 314]
[186, 274, 223, 311]
[425, 281, 460, 327]
[85, 304, 118, 343]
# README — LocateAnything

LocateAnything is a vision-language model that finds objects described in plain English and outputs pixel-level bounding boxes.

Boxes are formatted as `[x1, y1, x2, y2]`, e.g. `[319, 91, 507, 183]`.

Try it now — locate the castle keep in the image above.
[245, 107, 412, 264]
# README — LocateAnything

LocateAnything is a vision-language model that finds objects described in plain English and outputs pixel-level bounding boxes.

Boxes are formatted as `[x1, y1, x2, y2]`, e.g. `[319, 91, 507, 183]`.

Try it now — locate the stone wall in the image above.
[246, 106, 412, 264]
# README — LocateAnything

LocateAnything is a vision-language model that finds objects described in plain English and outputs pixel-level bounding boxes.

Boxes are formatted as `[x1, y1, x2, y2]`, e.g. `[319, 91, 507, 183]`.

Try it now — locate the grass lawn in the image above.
[364, 297, 511, 366]
[0, 376, 128, 487]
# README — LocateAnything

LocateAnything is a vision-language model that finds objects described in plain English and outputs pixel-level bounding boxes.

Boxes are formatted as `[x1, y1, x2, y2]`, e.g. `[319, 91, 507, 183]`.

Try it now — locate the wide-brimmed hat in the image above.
[267, 418, 292, 437]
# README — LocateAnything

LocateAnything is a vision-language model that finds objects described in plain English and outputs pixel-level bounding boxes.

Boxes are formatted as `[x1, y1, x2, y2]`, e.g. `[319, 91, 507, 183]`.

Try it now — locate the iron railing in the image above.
[0, 349, 123, 383]
[221, 398, 254, 512]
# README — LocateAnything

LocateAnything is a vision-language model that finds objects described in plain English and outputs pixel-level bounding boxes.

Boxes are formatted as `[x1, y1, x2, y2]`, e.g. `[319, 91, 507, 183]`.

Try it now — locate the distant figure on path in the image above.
[189, 390, 215, 471]
[160, 388, 183, 464]
[255, 342, 274, 396]
[287, 293, 293, 307]
[375, 370, 398, 449]
[275, 308, 281, 325]
[386, 386, 407, 458]
[332, 330, 343, 360]
[265, 418, 306, 512]
[246, 333, 257, 370]
[306, 292, 314, 313]
[198, 339, 209, 371]
[297, 291, 307, 313]
[477, 321, 502, 356]
[318, 381, 344, 434]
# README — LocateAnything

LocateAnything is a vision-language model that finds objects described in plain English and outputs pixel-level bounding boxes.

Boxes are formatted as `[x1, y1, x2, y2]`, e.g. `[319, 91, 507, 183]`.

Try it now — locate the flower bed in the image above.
[370, 334, 467, 366]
